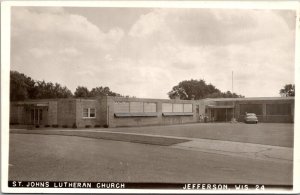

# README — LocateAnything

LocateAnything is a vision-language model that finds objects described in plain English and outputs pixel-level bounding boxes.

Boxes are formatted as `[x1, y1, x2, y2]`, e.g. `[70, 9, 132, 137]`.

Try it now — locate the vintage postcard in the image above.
[1, 0, 299, 193]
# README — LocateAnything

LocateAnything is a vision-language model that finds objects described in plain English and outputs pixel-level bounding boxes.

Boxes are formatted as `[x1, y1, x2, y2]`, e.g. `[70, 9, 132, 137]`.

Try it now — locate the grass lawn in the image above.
[104, 123, 294, 147]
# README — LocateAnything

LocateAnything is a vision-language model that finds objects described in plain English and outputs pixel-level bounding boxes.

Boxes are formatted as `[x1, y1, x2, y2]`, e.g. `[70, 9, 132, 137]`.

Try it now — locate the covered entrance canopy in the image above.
[206, 105, 234, 122]
[21, 102, 49, 125]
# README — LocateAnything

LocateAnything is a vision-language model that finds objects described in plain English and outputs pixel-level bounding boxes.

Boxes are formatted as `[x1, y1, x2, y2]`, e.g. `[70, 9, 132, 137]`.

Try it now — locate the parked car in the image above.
[244, 113, 258, 124]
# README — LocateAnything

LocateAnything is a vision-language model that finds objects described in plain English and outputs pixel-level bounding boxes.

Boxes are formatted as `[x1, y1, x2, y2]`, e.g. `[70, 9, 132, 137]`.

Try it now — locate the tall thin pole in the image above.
[232, 71, 234, 121]
[232, 71, 233, 94]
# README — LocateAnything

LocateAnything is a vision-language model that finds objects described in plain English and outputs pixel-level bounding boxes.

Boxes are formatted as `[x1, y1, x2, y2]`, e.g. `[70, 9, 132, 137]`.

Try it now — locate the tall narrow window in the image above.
[39, 109, 43, 120]
[90, 108, 96, 117]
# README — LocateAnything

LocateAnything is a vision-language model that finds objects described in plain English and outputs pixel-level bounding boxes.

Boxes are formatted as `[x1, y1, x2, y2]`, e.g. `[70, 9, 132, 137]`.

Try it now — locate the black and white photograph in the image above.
[1, 0, 299, 193]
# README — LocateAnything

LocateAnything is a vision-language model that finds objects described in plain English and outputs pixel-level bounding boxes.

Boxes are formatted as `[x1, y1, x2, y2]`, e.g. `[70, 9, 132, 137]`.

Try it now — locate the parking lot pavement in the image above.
[171, 139, 293, 163]
[9, 134, 293, 184]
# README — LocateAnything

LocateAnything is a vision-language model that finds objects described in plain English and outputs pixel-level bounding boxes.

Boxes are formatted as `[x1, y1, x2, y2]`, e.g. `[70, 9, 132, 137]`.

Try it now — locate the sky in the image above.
[11, 6, 296, 99]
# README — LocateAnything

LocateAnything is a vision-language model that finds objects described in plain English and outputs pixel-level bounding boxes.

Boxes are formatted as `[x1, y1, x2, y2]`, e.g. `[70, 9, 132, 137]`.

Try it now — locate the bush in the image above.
[52, 124, 59, 128]
[62, 125, 68, 128]
[94, 124, 101, 128]
[35, 125, 40, 128]
[103, 124, 109, 128]
[85, 125, 91, 128]
[44, 124, 50, 127]
[72, 123, 77, 129]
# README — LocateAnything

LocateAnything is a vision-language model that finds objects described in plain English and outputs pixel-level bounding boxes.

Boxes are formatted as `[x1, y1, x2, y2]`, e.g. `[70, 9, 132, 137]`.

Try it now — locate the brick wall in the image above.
[57, 99, 77, 127]
[47, 101, 58, 125]
[10, 104, 25, 124]
[75, 99, 101, 128]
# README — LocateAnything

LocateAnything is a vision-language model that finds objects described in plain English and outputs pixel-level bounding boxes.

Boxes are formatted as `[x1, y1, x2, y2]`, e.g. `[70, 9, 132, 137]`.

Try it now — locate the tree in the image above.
[11, 71, 122, 100]
[34, 81, 73, 99]
[280, 84, 295, 97]
[10, 70, 73, 101]
[168, 79, 244, 100]
[90, 86, 121, 97]
[10, 71, 33, 101]
[74, 86, 90, 98]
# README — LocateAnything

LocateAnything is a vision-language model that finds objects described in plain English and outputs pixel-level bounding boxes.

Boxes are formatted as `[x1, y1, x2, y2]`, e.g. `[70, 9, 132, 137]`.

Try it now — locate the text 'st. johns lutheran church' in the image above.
[10, 96, 294, 128]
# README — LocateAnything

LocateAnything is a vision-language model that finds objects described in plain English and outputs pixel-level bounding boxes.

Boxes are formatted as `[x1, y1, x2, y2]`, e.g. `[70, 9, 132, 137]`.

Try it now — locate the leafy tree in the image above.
[168, 79, 244, 100]
[90, 86, 121, 97]
[74, 86, 121, 98]
[34, 81, 73, 99]
[10, 71, 34, 101]
[74, 86, 90, 98]
[10, 70, 72, 101]
[280, 84, 295, 97]
[11, 71, 122, 100]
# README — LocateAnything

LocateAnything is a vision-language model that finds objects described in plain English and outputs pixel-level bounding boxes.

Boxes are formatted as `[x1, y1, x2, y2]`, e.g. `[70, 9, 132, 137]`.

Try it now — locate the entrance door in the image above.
[215, 108, 233, 122]
[30, 108, 43, 125]
[196, 105, 200, 122]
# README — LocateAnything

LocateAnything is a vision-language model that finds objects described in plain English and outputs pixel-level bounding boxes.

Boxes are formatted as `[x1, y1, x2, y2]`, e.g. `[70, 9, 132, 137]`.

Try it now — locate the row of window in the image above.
[114, 102, 194, 113]
[162, 103, 193, 113]
[114, 101, 156, 113]
[82, 103, 291, 118]
[239, 104, 292, 115]
[82, 102, 194, 118]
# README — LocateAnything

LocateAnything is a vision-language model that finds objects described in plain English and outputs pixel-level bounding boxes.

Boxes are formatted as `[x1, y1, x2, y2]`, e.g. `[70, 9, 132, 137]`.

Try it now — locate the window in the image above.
[173, 104, 183, 112]
[162, 103, 193, 113]
[184, 104, 193, 113]
[266, 104, 291, 115]
[162, 103, 173, 112]
[115, 101, 157, 113]
[83, 108, 89, 117]
[114, 102, 129, 113]
[83, 108, 96, 118]
[90, 108, 96, 117]
[144, 103, 156, 113]
[240, 104, 263, 115]
[130, 102, 143, 113]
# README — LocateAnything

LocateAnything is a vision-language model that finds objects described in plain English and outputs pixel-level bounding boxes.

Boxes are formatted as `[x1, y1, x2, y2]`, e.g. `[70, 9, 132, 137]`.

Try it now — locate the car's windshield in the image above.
[246, 113, 256, 116]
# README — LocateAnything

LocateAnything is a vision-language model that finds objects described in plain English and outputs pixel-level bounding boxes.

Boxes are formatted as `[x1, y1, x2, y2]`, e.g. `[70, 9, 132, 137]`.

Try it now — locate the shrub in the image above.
[62, 125, 68, 128]
[85, 125, 91, 128]
[94, 124, 101, 128]
[103, 124, 109, 128]
[52, 124, 59, 128]
[35, 125, 40, 128]
[72, 123, 77, 129]
[44, 124, 50, 127]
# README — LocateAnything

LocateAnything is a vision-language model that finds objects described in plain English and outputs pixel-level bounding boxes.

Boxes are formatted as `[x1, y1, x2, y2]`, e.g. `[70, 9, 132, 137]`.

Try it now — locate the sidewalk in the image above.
[10, 128, 293, 163]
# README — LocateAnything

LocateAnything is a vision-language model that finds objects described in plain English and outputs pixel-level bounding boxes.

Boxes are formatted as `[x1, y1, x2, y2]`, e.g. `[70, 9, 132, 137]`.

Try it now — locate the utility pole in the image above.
[232, 71, 234, 94]
[231, 71, 236, 122]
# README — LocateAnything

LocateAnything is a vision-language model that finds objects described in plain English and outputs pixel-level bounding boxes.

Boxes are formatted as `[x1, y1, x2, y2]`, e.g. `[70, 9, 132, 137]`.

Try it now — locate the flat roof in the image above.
[10, 96, 294, 104]
[206, 105, 235, 109]
[204, 97, 294, 101]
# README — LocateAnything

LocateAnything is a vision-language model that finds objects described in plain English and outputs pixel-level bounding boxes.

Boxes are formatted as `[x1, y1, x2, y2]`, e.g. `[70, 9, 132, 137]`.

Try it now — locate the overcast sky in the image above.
[11, 6, 296, 98]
